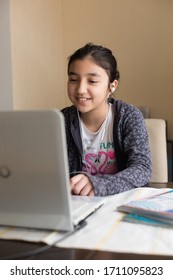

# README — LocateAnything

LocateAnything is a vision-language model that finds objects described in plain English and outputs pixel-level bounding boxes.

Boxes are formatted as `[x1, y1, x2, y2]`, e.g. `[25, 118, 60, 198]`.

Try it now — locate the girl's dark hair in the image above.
[67, 43, 120, 83]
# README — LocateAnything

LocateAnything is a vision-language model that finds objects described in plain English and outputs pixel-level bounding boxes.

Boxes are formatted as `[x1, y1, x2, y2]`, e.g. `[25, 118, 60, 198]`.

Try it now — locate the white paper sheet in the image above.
[1, 187, 173, 256]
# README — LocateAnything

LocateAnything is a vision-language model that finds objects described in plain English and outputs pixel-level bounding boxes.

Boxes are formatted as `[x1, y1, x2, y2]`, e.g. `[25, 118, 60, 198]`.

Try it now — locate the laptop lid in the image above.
[0, 109, 75, 231]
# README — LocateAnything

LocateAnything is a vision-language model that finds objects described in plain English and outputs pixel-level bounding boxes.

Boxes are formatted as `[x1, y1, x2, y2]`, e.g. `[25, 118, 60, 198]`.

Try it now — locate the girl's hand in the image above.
[70, 174, 94, 196]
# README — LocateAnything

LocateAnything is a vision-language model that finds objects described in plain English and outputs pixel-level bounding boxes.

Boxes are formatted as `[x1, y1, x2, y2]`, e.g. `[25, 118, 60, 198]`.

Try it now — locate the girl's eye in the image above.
[89, 80, 98, 84]
[69, 78, 78, 83]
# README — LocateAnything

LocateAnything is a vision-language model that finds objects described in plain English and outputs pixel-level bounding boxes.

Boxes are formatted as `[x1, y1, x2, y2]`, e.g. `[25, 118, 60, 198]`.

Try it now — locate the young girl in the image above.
[62, 43, 152, 196]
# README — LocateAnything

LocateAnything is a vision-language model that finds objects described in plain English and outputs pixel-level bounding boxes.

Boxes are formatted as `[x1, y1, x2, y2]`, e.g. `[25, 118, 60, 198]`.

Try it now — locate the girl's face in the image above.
[67, 57, 112, 115]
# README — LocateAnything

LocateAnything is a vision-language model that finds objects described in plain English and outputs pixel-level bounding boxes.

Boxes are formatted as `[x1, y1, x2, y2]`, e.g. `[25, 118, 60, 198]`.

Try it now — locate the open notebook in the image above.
[0, 110, 105, 231]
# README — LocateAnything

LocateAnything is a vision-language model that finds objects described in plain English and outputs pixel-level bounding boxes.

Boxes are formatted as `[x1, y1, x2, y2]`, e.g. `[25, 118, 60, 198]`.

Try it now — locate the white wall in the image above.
[0, 0, 13, 110]
[10, 0, 65, 110]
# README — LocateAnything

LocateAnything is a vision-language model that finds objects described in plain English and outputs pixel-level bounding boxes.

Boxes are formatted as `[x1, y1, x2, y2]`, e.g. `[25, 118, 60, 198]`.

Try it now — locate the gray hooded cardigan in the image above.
[61, 98, 152, 196]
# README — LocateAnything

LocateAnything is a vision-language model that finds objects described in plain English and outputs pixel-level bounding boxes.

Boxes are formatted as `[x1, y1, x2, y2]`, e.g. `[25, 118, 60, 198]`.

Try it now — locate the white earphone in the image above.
[111, 86, 115, 94]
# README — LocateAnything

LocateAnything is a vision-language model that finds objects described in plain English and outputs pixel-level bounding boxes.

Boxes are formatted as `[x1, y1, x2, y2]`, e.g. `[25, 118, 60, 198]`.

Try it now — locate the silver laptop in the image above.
[0, 110, 105, 231]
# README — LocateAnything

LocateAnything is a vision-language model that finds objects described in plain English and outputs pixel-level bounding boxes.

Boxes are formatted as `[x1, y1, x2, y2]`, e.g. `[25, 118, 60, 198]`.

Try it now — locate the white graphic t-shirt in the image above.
[78, 104, 118, 176]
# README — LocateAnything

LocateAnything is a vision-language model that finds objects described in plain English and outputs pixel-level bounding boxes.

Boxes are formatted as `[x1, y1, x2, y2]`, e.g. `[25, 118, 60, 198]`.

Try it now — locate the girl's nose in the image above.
[77, 80, 87, 94]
